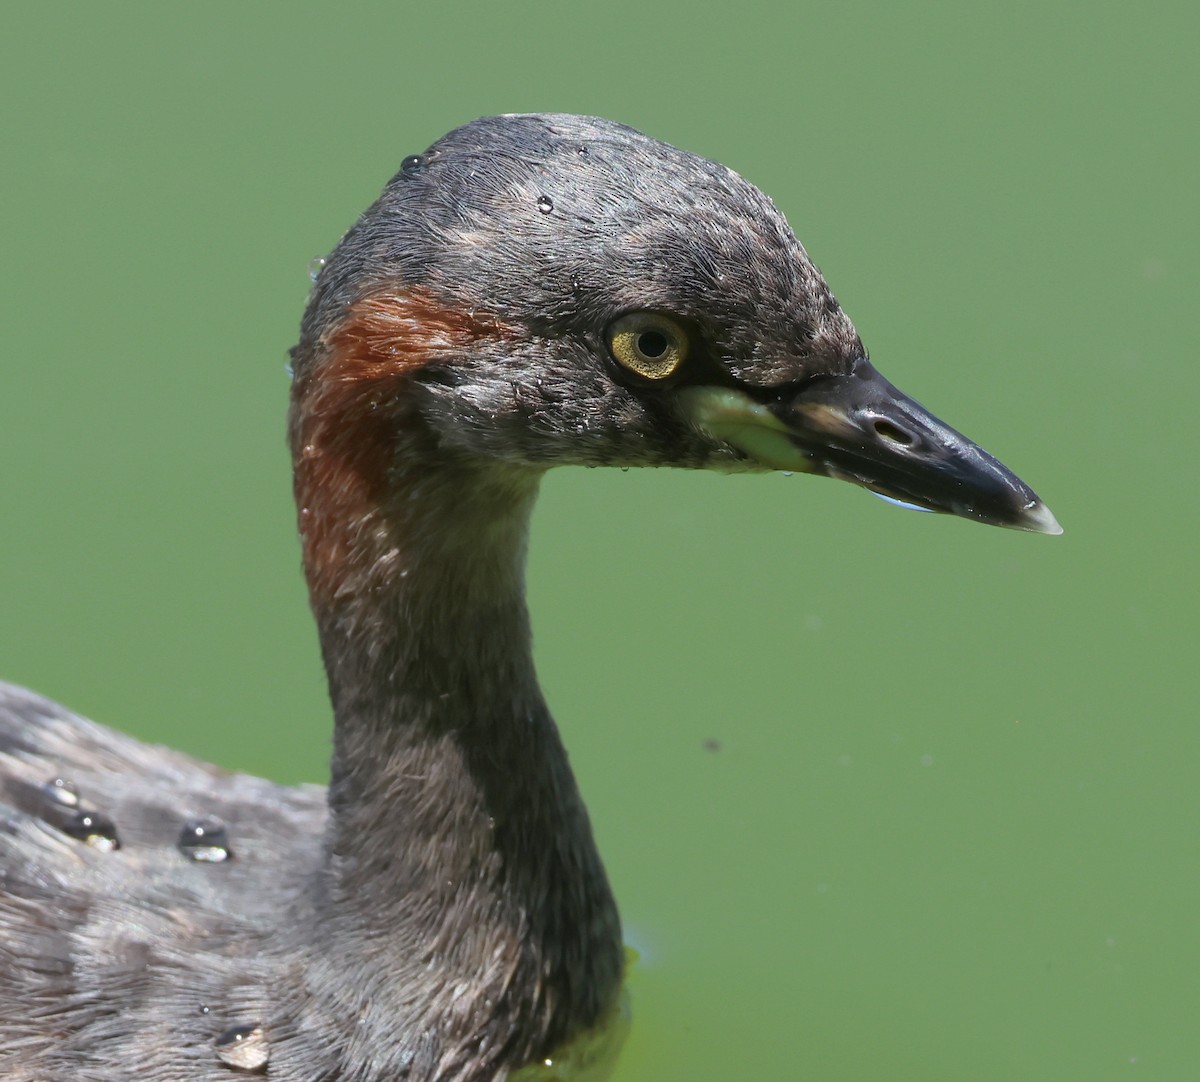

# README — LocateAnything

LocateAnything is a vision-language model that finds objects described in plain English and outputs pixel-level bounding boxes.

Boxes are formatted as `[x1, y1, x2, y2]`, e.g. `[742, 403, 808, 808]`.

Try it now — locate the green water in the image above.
[2, 3, 1196, 1078]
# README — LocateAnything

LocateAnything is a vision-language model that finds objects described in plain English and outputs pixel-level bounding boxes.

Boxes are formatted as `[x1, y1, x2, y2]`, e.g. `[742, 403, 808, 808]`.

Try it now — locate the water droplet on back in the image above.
[536, 195, 554, 214]
[400, 154, 425, 175]
[179, 816, 234, 863]
[42, 777, 80, 808]
[215, 1022, 270, 1071]
[306, 256, 325, 282]
[63, 810, 121, 851]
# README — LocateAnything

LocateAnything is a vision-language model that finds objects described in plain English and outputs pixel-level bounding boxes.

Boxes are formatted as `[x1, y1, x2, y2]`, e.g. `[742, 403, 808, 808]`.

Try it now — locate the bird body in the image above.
[0, 114, 1057, 1080]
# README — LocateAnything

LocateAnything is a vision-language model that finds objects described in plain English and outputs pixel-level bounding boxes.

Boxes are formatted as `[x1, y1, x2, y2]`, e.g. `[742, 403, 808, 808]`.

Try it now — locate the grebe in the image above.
[0, 114, 1059, 1081]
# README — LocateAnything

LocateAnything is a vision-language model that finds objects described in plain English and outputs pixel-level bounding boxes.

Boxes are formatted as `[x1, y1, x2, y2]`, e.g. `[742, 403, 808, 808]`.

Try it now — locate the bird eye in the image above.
[606, 313, 689, 381]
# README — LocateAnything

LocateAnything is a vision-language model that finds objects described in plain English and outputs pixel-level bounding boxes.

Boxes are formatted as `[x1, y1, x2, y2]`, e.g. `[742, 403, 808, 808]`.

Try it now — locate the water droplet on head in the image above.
[63, 810, 121, 851]
[215, 1022, 269, 1071]
[179, 816, 234, 863]
[536, 195, 554, 214]
[306, 256, 326, 282]
[42, 777, 80, 808]
[400, 154, 425, 175]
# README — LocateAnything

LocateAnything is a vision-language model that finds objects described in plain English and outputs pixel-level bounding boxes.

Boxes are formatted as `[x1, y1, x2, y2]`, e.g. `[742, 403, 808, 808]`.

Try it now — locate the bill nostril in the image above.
[872, 419, 916, 447]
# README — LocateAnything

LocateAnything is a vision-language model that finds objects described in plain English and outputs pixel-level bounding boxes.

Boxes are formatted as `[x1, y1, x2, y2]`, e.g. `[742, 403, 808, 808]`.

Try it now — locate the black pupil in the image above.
[636, 330, 669, 358]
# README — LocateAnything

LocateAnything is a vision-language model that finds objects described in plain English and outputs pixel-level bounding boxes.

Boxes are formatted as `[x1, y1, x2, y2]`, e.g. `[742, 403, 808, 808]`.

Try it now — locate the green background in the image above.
[2, 3, 1195, 1078]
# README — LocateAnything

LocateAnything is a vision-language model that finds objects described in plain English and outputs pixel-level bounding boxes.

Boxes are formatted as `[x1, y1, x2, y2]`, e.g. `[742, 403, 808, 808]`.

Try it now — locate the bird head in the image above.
[291, 113, 1059, 535]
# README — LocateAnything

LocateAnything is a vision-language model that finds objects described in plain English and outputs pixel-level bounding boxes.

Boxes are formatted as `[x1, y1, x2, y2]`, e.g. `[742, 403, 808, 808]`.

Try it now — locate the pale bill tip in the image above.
[1021, 501, 1064, 536]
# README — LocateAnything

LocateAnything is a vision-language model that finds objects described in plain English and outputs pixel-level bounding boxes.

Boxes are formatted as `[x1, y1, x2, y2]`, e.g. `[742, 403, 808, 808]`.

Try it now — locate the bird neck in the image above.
[288, 338, 623, 1060]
